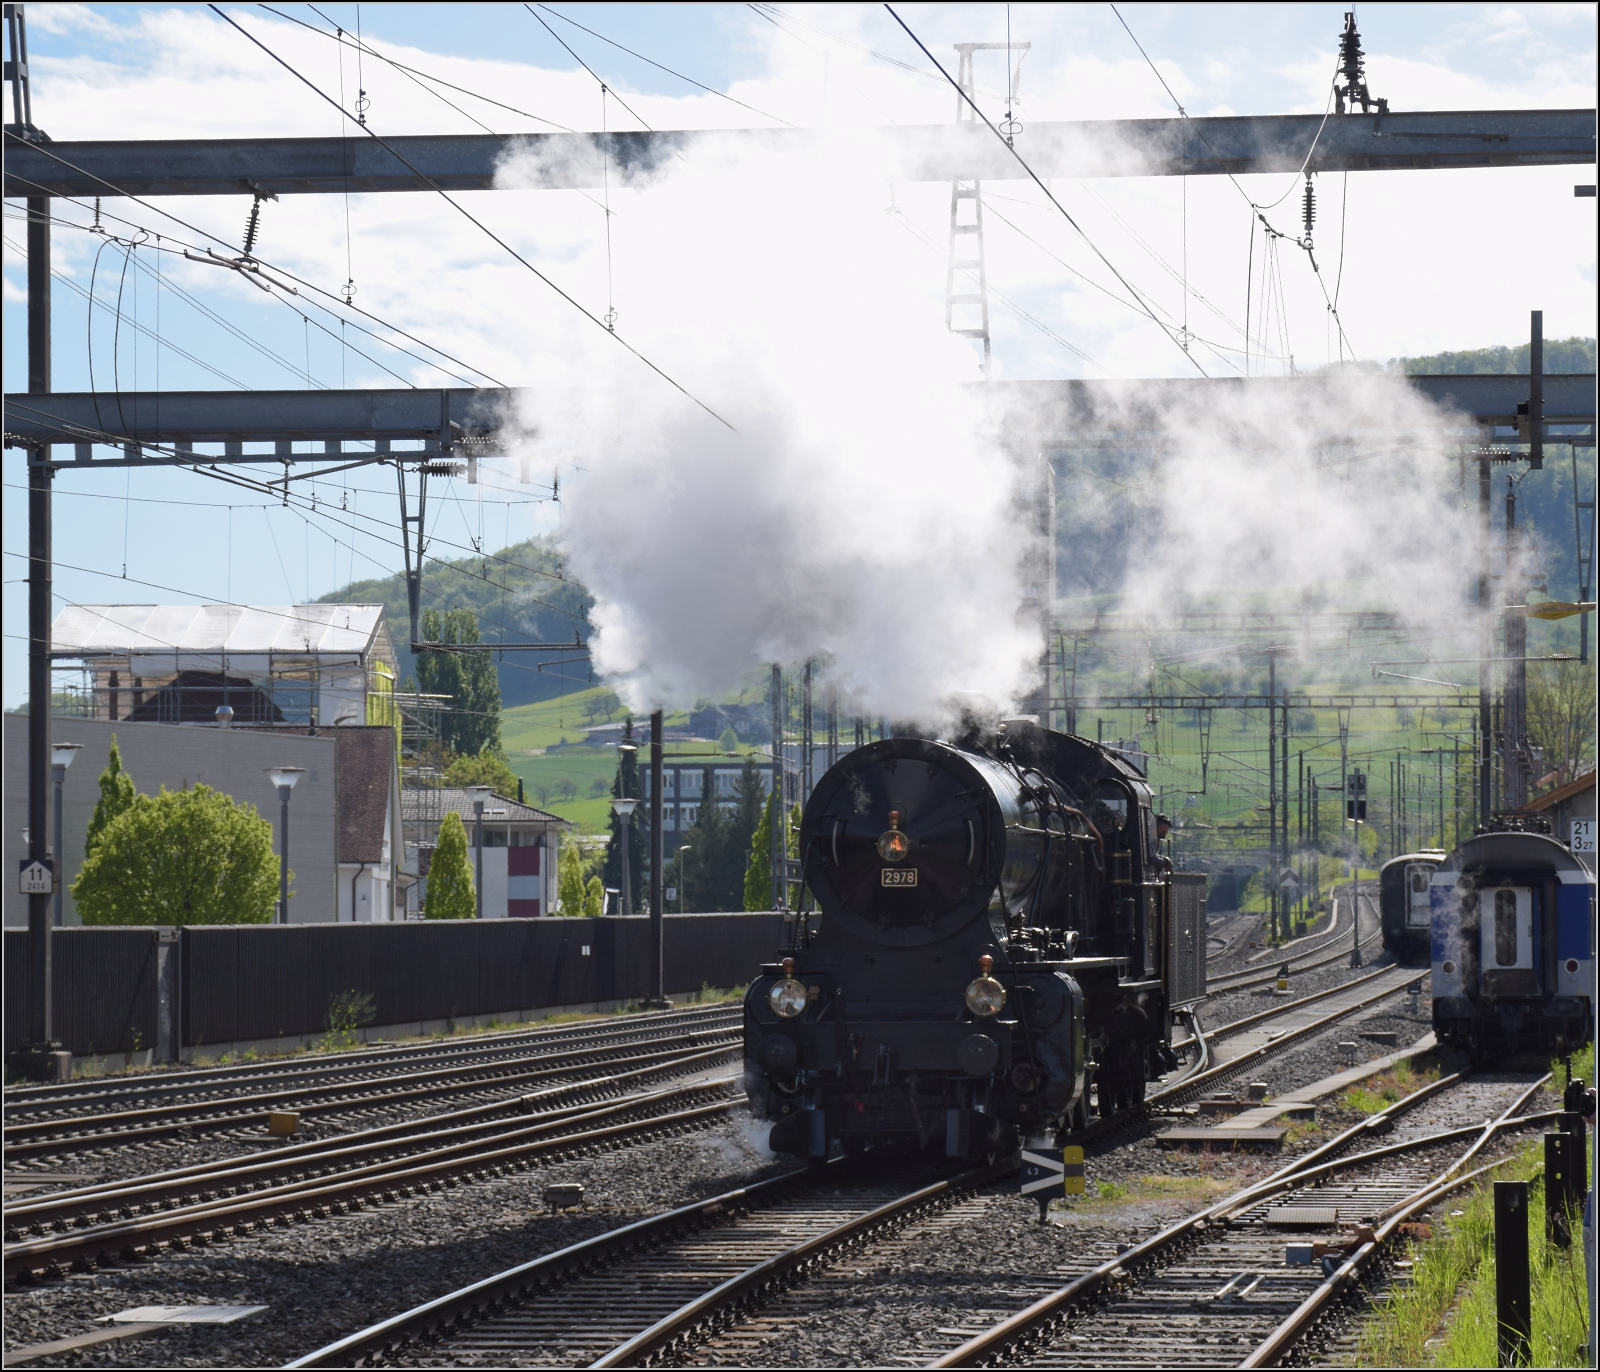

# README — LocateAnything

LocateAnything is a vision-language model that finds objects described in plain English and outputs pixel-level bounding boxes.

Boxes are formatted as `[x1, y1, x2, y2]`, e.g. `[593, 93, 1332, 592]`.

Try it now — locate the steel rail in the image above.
[1207, 927, 1384, 996]
[282, 1163, 850, 1368]
[590, 1160, 1015, 1368]
[1061, 965, 1416, 1151]
[4, 1088, 739, 1281]
[1241, 1075, 1553, 1367]
[930, 1071, 1551, 1368]
[1149, 966, 1422, 1109]
[4, 1048, 735, 1233]
[2, 1033, 739, 1157]
[2, 1004, 740, 1115]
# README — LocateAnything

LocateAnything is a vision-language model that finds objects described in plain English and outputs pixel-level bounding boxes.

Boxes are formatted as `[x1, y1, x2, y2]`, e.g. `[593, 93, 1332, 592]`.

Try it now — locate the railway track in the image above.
[3, 1006, 741, 1158]
[1206, 889, 1384, 998]
[287, 1154, 1010, 1369]
[3, 1063, 747, 1283]
[922, 1072, 1556, 1369]
[278, 960, 1430, 1368]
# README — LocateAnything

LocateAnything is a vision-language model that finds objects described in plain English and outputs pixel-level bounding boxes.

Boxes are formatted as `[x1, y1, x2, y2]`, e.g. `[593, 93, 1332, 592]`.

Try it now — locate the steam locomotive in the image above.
[1430, 820, 1594, 1060]
[743, 719, 1207, 1161]
[1378, 849, 1446, 966]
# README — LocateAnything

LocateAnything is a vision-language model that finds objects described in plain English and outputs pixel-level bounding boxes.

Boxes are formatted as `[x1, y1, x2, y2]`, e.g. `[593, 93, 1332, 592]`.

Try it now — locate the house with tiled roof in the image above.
[402, 787, 568, 918]
[335, 726, 405, 921]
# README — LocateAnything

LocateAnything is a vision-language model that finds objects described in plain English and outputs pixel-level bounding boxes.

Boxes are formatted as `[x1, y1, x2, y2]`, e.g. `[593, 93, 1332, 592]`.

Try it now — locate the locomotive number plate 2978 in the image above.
[881, 868, 918, 887]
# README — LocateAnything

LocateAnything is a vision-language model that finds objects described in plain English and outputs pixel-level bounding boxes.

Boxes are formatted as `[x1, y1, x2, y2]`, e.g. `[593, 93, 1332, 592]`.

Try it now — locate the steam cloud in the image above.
[499, 133, 1045, 724]
[498, 136, 1478, 723]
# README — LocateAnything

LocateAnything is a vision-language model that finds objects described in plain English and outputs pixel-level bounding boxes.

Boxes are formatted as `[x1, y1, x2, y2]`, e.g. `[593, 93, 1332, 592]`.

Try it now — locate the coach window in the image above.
[1494, 889, 1518, 966]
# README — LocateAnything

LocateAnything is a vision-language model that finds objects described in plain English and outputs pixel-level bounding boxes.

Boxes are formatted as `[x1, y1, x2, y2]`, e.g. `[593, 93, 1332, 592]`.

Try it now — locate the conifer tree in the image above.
[85, 735, 137, 859]
[743, 782, 799, 911]
[425, 810, 476, 919]
[557, 835, 587, 915]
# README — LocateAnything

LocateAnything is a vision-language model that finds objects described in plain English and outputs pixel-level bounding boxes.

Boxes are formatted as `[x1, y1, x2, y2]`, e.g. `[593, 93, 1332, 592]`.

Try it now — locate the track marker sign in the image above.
[18, 859, 53, 895]
[1021, 1145, 1085, 1219]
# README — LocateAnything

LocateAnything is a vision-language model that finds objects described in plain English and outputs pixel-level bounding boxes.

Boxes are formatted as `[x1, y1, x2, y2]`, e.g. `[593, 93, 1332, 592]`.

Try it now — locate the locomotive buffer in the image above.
[1020, 1143, 1085, 1221]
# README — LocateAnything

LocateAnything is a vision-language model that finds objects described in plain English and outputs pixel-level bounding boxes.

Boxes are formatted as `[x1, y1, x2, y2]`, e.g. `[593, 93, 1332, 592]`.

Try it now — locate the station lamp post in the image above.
[612, 797, 638, 916]
[50, 743, 81, 927]
[466, 785, 491, 919]
[678, 845, 691, 913]
[264, 767, 307, 924]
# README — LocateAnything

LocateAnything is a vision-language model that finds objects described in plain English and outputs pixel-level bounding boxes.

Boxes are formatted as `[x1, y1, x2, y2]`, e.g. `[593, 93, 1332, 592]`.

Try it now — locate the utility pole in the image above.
[647, 707, 667, 1008]
[1477, 429, 1494, 828]
[1267, 652, 1278, 942]
[9, 2, 66, 1082]
[770, 664, 785, 914]
[1502, 467, 1529, 808]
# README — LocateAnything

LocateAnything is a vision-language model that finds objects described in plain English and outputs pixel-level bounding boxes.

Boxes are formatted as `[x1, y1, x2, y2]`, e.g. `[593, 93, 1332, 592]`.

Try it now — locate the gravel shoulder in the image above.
[3, 1111, 797, 1368]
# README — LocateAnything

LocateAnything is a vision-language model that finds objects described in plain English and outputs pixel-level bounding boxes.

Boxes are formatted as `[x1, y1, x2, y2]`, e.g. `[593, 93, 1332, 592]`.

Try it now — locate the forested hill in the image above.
[319, 537, 593, 708]
[1392, 336, 1596, 375]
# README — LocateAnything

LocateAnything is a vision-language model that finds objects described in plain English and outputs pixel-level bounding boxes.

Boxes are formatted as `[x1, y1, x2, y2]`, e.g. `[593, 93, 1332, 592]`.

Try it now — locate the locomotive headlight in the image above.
[876, 809, 912, 862]
[769, 979, 808, 1018]
[964, 954, 1006, 1017]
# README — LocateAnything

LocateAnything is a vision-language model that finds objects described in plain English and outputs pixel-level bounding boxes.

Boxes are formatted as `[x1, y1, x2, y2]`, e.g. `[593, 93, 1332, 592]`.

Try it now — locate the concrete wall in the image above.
[3, 715, 338, 927]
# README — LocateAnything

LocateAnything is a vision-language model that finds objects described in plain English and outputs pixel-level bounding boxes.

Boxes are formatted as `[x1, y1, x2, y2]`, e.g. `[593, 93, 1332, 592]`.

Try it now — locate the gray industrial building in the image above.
[2, 715, 404, 927]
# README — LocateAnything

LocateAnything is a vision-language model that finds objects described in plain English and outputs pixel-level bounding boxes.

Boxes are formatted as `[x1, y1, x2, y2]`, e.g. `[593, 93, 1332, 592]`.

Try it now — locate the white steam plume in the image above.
[498, 133, 1044, 724]
[1033, 375, 1477, 653]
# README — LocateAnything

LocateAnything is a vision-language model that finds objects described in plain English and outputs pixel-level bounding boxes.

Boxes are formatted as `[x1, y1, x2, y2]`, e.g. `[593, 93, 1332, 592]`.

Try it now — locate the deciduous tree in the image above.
[73, 784, 278, 925]
[416, 608, 501, 756]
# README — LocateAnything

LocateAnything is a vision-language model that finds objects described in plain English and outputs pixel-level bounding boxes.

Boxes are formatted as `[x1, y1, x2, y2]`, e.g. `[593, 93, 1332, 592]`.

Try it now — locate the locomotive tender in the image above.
[744, 719, 1207, 1162]
[1430, 821, 1595, 1060]
[1379, 849, 1446, 966]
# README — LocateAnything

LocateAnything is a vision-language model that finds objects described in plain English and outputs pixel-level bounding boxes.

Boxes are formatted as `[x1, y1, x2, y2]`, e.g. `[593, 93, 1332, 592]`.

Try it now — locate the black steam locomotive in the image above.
[743, 720, 1207, 1161]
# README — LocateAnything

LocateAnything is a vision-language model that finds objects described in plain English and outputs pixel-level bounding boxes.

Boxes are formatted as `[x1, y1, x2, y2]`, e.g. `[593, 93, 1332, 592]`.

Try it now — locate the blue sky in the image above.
[3, 3, 1596, 709]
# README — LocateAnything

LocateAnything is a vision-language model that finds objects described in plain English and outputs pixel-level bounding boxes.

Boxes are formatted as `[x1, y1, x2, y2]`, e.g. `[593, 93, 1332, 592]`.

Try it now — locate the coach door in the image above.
[1480, 886, 1537, 997]
[1405, 863, 1435, 928]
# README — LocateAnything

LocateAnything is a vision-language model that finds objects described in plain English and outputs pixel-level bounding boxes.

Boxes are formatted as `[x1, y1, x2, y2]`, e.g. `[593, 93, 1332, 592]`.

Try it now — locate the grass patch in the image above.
[1342, 1057, 1441, 1115]
[1357, 1043, 1592, 1368]
[1282, 1117, 1327, 1148]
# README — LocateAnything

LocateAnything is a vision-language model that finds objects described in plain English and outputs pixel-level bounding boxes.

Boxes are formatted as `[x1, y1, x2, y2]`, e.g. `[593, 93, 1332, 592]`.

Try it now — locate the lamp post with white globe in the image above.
[50, 742, 81, 927]
[264, 767, 307, 924]
[611, 797, 638, 916]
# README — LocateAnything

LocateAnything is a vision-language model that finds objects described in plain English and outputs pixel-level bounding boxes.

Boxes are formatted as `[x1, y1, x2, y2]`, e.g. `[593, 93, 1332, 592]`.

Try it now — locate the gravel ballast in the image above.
[3, 1111, 797, 1368]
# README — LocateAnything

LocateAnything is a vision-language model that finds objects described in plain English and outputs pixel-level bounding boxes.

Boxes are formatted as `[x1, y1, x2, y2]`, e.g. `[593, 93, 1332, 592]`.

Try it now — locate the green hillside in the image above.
[320, 536, 592, 709]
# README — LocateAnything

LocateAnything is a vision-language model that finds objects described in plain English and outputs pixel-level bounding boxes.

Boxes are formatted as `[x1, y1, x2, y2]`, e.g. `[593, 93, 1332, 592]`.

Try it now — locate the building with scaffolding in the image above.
[50, 604, 400, 729]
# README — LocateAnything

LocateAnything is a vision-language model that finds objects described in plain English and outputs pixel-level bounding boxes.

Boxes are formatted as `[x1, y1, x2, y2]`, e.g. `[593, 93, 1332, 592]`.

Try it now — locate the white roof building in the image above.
[51, 604, 399, 729]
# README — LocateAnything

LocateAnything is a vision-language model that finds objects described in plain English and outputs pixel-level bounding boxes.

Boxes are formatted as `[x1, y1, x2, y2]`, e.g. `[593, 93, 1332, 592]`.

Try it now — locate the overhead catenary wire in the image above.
[5, 400, 584, 607]
[208, 4, 735, 431]
[261, 2, 578, 132]
[1107, 3, 1355, 362]
[3, 162, 505, 387]
[523, 4, 652, 132]
[536, 4, 796, 127]
[883, 4, 1208, 377]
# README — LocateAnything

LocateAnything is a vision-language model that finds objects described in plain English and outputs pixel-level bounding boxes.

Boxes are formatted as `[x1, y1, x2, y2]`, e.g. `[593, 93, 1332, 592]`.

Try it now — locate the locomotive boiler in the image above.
[743, 719, 1207, 1162]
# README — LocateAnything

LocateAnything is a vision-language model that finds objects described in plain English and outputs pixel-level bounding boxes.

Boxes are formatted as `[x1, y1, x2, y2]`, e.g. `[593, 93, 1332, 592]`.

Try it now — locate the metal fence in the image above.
[4, 913, 785, 1060]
